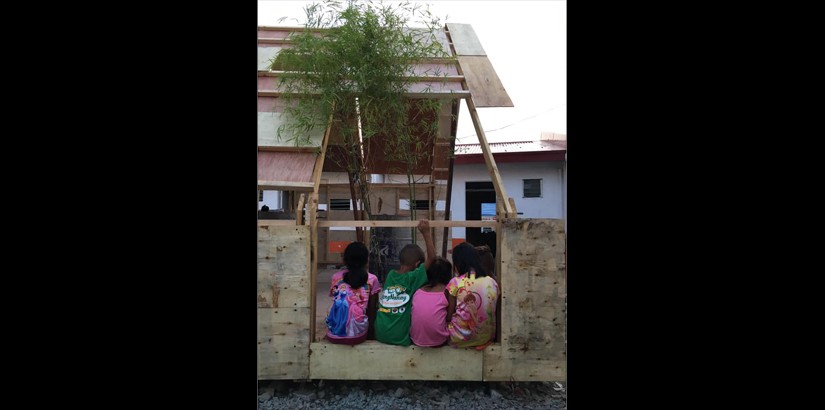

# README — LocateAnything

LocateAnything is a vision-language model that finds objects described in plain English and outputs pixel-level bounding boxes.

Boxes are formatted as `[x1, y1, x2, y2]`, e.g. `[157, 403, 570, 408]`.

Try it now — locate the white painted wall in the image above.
[563, 153, 567, 232]
[450, 160, 565, 240]
[259, 161, 567, 234]
[259, 190, 283, 210]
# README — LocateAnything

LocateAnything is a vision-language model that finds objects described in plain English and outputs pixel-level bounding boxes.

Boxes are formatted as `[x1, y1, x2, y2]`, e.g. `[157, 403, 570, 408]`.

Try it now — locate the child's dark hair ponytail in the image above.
[427, 257, 453, 286]
[343, 242, 369, 289]
[452, 242, 488, 278]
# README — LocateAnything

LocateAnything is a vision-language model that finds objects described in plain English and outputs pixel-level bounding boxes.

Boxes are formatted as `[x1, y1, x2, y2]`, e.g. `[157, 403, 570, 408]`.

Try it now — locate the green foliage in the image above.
[270, 0, 452, 231]
[272, 0, 449, 144]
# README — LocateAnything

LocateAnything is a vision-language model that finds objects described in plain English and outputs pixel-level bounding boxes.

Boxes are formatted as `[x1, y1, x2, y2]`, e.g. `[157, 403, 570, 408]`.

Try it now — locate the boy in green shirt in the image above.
[375, 220, 436, 346]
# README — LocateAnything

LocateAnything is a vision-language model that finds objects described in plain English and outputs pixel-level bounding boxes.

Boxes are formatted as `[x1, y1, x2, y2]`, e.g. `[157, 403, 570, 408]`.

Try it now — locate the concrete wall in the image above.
[450, 160, 565, 241]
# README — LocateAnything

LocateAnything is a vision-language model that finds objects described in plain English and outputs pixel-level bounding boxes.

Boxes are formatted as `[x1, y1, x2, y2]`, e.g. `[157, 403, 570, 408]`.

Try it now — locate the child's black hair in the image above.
[452, 242, 488, 278]
[343, 242, 369, 289]
[426, 257, 453, 286]
[399, 244, 425, 268]
[475, 245, 495, 278]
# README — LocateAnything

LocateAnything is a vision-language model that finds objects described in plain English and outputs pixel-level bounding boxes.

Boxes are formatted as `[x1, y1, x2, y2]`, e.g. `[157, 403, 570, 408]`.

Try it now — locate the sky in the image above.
[258, 0, 566, 144]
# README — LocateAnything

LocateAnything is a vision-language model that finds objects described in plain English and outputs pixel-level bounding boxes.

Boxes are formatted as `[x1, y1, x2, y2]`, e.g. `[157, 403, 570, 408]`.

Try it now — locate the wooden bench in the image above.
[309, 340, 486, 380]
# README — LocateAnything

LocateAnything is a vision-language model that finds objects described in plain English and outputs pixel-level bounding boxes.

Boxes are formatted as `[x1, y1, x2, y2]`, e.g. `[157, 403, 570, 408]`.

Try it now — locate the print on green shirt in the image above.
[374, 263, 429, 346]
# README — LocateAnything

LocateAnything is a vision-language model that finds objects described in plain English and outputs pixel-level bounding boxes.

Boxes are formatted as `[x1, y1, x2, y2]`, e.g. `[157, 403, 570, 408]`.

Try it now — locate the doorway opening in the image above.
[465, 181, 497, 256]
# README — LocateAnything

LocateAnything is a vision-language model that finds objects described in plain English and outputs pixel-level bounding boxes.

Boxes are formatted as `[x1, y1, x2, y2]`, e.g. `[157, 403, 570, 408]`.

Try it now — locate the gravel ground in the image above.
[258, 379, 566, 409]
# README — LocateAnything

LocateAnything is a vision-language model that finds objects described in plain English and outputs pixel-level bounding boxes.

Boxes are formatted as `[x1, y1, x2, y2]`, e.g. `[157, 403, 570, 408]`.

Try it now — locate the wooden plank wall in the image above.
[257, 225, 312, 379]
[257, 225, 312, 308]
[257, 219, 566, 382]
[258, 307, 311, 379]
[483, 219, 566, 381]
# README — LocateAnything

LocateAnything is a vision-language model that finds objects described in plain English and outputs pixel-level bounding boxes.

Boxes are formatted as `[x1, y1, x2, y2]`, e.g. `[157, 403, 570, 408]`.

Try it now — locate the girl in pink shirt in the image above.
[410, 257, 453, 347]
[325, 242, 382, 345]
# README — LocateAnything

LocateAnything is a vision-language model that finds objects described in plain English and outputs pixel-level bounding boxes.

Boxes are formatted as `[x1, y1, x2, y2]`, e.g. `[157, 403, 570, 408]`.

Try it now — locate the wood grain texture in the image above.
[446, 23, 487, 56]
[257, 220, 297, 226]
[483, 219, 566, 381]
[308, 193, 319, 342]
[317, 220, 497, 228]
[309, 341, 484, 380]
[483, 345, 566, 381]
[257, 181, 315, 191]
[295, 193, 306, 226]
[459, 56, 514, 108]
[257, 225, 311, 308]
[312, 111, 334, 194]
[465, 95, 513, 215]
[258, 307, 311, 379]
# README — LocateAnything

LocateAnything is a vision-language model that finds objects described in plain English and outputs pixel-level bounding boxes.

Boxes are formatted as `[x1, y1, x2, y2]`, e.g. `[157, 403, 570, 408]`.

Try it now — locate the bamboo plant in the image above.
[270, 0, 452, 248]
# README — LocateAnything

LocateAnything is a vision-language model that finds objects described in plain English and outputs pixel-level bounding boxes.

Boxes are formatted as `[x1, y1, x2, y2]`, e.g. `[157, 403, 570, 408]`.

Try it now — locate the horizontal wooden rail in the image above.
[317, 220, 496, 228]
[259, 217, 492, 229]
[257, 90, 470, 99]
[258, 26, 325, 32]
[257, 145, 318, 153]
[257, 220, 298, 226]
[257, 180, 315, 190]
[258, 38, 293, 45]
[321, 183, 436, 189]
[259, 70, 465, 83]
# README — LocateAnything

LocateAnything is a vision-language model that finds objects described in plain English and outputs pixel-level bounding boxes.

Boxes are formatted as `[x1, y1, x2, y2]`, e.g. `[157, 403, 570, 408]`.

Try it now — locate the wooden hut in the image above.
[257, 23, 566, 381]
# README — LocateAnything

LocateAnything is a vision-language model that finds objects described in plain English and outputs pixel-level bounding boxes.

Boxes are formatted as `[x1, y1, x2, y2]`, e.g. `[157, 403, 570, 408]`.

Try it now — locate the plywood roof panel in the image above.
[446, 23, 487, 56]
[458, 55, 514, 107]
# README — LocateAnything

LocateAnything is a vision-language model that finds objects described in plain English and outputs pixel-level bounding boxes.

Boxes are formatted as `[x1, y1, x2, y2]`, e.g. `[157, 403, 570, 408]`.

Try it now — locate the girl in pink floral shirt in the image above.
[447, 242, 499, 349]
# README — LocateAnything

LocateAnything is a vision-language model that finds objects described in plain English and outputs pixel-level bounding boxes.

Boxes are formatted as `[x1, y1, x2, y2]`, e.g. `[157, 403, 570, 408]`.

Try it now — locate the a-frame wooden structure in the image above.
[257, 23, 566, 381]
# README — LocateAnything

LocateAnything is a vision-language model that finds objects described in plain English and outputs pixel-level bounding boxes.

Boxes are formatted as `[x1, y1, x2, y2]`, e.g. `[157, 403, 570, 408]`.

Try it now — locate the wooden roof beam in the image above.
[257, 90, 471, 99]
[318, 220, 497, 228]
[257, 181, 315, 190]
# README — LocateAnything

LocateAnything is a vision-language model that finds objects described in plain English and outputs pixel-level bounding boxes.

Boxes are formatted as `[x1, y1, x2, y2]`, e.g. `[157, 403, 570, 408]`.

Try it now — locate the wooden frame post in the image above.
[465, 95, 516, 219]
[309, 110, 334, 343]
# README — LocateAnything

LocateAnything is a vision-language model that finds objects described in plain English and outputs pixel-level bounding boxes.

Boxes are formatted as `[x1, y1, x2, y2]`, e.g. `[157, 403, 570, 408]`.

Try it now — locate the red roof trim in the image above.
[453, 151, 566, 164]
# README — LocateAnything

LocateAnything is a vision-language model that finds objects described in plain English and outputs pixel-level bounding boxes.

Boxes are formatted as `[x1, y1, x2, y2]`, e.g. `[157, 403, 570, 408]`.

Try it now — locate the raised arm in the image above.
[417, 219, 436, 270]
